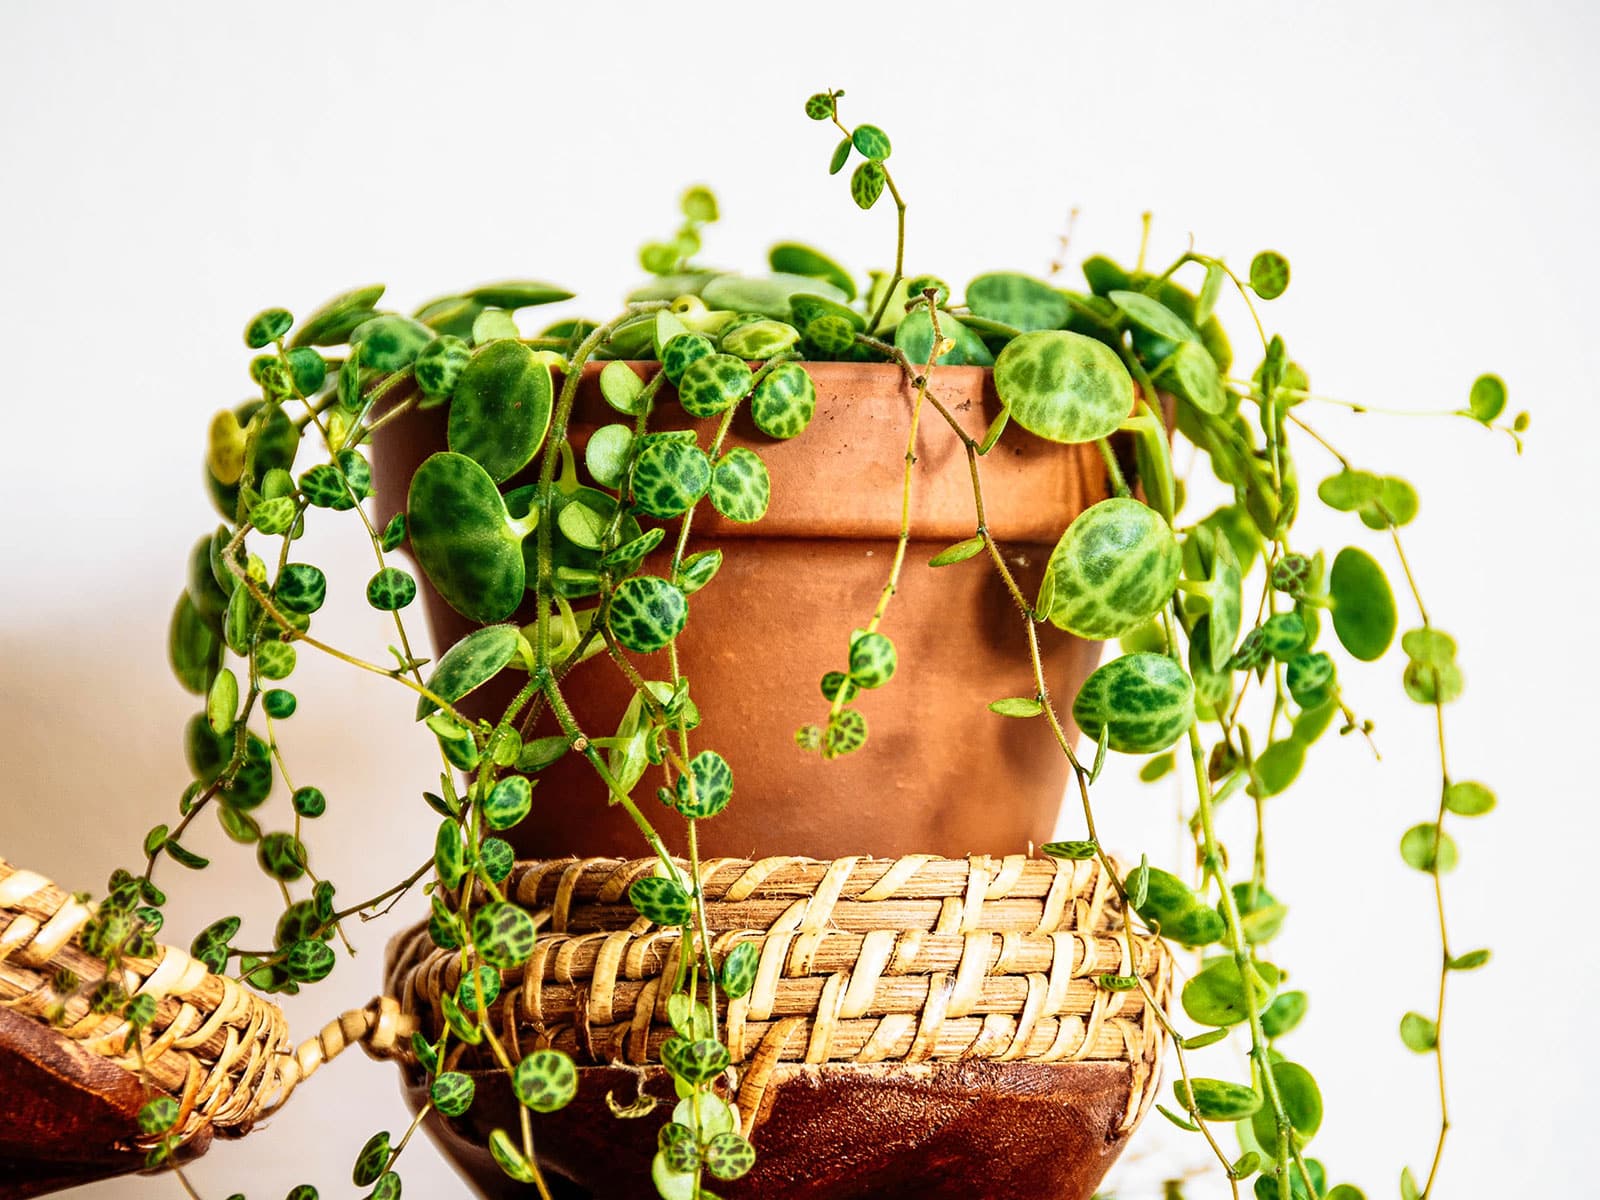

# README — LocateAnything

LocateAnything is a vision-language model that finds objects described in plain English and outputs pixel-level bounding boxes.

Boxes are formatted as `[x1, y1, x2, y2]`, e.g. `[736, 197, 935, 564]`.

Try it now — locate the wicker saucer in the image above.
[387, 853, 1169, 1200]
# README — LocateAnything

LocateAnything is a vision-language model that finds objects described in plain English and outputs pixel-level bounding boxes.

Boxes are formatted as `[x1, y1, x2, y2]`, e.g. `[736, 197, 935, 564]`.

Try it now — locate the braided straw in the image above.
[390, 854, 1170, 1134]
[0, 856, 414, 1155]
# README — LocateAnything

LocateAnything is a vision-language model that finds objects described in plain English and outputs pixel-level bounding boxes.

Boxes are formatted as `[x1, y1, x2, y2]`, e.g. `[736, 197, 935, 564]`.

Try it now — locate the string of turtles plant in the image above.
[53, 87, 1523, 1200]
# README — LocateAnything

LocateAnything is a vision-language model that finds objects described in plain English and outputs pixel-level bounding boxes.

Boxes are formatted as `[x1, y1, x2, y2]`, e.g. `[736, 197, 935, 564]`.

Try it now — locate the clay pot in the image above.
[370, 362, 1110, 862]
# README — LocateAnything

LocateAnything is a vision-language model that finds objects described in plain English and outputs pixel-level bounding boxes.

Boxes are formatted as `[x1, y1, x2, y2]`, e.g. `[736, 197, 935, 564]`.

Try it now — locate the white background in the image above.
[2, 2, 1595, 1197]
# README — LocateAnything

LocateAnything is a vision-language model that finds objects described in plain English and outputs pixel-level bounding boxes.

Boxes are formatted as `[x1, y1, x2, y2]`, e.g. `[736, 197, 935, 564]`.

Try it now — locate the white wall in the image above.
[1, 2, 1594, 1197]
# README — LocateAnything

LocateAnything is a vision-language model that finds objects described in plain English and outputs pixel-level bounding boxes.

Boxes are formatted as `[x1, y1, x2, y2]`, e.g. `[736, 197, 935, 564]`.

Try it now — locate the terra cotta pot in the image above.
[370, 361, 1111, 863]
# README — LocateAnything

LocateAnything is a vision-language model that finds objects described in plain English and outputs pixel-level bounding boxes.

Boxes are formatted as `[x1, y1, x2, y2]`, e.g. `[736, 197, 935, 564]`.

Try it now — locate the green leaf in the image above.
[407, 453, 531, 624]
[1249, 251, 1290, 299]
[710, 447, 770, 523]
[483, 775, 534, 830]
[1072, 653, 1195, 754]
[738, 363, 816, 443]
[828, 136, 852, 175]
[1174, 1077, 1261, 1120]
[1261, 990, 1308, 1038]
[1403, 659, 1464, 705]
[610, 576, 688, 653]
[448, 341, 554, 482]
[415, 334, 472, 398]
[431, 1071, 476, 1117]
[1195, 262, 1225, 326]
[1468, 373, 1507, 423]
[851, 123, 891, 160]
[1402, 627, 1456, 668]
[1129, 867, 1224, 948]
[676, 549, 722, 595]
[629, 874, 694, 926]
[1158, 340, 1227, 415]
[557, 499, 609, 550]
[1251, 1060, 1321, 1147]
[930, 536, 985, 567]
[137, 1097, 180, 1135]
[352, 1131, 391, 1187]
[989, 697, 1043, 718]
[472, 901, 537, 969]
[291, 785, 326, 818]
[169, 591, 223, 695]
[721, 940, 759, 999]
[847, 630, 897, 689]
[1329, 547, 1396, 661]
[721, 318, 801, 361]
[464, 281, 572, 310]
[702, 273, 847, 322]
[275, 563, 327, 615]
[804, 91, 837, 120]
[206, 668, 238, 735]
[366, 566, 417, 611]
[599, 360, 646, 415]
[350, 314, 434, 371]
[291, 284, 385, 347]
[965, 272, 1069, 332]
[285, 938, 335, 982]
[1448, 948, 1491, 971]
[894, 309, 994, 367]
[415, 624, 521, 719]
[511, 1048, 578, 1112]
[769, 243, 856, 300]
[1400, 824, 1458, 873]
[850, 160, 886, 209]
[1252, 738, 1305, 797]
[675, 749, 733, 818]
[662, 1037, 731, 1084]
[489, 1128, 537, 1184]
[1041, 840, 1098, 860]
[1400, 1011, 1438, 1052]
[1443, 780, 1495, 816]
[1108, 289, 1199, 346]
[631, 436, 711, 518]
[1043, 499, 1181, 639]
[256, 831, 305, 880]
[244, 308, 293, 349]
[1182, 957, 1280, 1027]
[677, 353, 752, 418]
[994, 330, 1135, 444]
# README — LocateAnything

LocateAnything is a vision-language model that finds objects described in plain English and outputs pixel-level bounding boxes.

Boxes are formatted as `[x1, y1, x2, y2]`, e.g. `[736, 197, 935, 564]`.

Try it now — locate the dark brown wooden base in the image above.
[401, 1058, 1137, 1200]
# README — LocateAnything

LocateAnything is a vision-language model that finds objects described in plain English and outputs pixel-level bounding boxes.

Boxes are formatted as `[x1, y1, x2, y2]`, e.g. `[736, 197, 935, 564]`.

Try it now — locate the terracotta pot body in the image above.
[399, 1060, 1136, 1200]
[371, 362, 1109, 862]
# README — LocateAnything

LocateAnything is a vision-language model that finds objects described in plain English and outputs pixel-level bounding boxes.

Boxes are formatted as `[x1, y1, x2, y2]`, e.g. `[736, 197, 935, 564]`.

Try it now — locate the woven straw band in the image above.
[390, 854, 1170, 1134]
[0, 856, 412, 1154]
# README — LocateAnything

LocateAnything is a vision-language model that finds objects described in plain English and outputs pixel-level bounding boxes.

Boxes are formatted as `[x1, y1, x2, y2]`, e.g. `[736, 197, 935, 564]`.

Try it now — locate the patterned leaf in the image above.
[749, 362, 816, 439]
[850, 161, 885, 210]
[994, 330, 1134, 444]
[1072, 653, 1195, 753]
[407, 454, 530, 624]
[847, 631, 896, 689]
[677, 353, 753, 418]
[511, 1048, 578, 1113]
[366, 567, 417, 611]
[631, 437, 711, 519]
[414, 335, 472, 398]
[704, 1131, 755, 1181]
[471, 901, 537, 968]
[674, 750, 733, 819]
[416, 623, 522, 720]
[709, 448, 770, 523]
[965, 272, 1068, 332]
[1044, 499, 1181, 639]
[482, 775, 533, 830]
[430, 1071, 475, 1118]
[610, 576, 688, 653]
[628, 875, 694, 926]
[661, 333, 715, 385]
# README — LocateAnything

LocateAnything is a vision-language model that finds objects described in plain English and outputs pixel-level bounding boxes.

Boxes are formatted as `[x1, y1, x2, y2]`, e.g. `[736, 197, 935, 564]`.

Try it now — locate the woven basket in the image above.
[0, 856, 409, 1199]
[387, 854, 1169, 1200]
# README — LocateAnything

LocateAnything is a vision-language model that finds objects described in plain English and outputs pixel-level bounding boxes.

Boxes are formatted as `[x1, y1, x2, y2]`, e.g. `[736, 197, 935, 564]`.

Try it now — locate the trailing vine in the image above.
[52, 86, 1521, 1200]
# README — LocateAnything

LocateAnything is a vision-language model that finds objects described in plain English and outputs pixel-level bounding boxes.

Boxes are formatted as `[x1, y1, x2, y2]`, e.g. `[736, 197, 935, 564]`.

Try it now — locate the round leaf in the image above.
[965, 272, 1068, 332]
[407, 452, 530, 623]
[448, 341, 554, 482]
[1329, 548, 1396, 661]
[1072, 652, 1195, 753]
[749, 361, 817, 439]
[994, 330, 1135, 444]
[1043, 498, 1181, 638]
[610, 576, 688, 653]
[709, 447, 770, 523]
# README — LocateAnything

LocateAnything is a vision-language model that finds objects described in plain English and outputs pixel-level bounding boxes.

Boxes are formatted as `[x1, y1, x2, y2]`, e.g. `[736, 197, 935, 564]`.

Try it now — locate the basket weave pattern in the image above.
[0, 856, 408, 1154]
[390, 854, 1169, 1134]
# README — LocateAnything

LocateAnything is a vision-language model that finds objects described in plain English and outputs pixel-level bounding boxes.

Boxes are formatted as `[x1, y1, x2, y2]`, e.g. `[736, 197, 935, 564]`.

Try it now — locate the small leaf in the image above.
[610, 576, 688, 653]
[488, 1129, 537, 1184]
[749, 362, 816, 439]
[1043, 498, 1181, 639]
[1249, 251, 1291, 299]
[674, 749, 733, 819]
[599, 360, 646, 414]
[1399, 1011, 1438, 1053]
[851, 123, 891, 161]
[471, 901, 538, 969]
[850, 160, 886, 210]
[989, 696, 1043, 718]
[1443, 780, 1495, 816]
[1174, 1077, 1262, 1120]
[629, 874, 694, 926]
[1041, 840, 1098, 860]
[1072, 653, 1195, 754]
[511, 1048, 578, 1113]
[1447, 948, 1491, 971]
[137, 1097, 180, 1135]
[721, 940, 759, 999]
[930, 536, 985, 567]
[483, 775, 534, 830]
[206, 668, 238, 735]
[366, 566, 417, 611]
[1400, 824, 1458, 873]
[1468, 373, 1507, 423]
[710, 447, 771, 523]
[828, 136, 852, 174]
[1262, 990, 1308, 1039]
